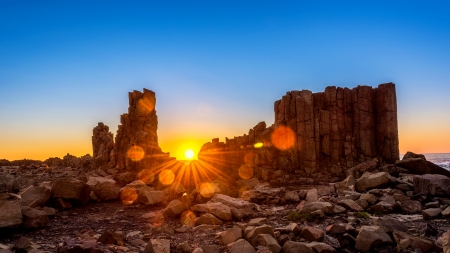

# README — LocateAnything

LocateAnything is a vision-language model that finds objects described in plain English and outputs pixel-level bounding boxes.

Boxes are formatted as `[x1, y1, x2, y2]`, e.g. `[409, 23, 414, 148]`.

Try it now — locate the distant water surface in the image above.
[400, 153, 450, 171]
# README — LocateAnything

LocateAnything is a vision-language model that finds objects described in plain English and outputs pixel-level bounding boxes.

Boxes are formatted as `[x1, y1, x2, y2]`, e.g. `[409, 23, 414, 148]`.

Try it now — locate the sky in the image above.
[1, 1, 450, 161]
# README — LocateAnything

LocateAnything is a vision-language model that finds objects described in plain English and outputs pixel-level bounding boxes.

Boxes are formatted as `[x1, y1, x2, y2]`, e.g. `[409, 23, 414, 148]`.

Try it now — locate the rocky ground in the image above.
[1, 153, 450, 253]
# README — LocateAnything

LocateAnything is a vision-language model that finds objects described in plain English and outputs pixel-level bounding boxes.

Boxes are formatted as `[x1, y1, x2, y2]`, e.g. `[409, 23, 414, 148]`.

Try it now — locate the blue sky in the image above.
[1, 1, 450, 160]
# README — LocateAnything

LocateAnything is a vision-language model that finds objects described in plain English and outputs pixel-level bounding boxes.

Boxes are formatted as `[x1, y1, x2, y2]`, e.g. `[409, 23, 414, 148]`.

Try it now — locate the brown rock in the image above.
[393, 230, 442, 253]
[300, 226, 324, 242]
[0, 193, 23, 229]
[194, 213, 222, 226]
[51, 179, 90, 205]
[282, 241, 313, 253]
[163, 199, 186, 217]
[414, 174, 450, 196]
[144, 239, 170, 253]
[355, 226, 392, 252]
[92, 122, 115, 169]
[336, 198, 363, 211]
[219, 227, 242, 245]
[355, 172, 394, 192]
[21, 206, 49, 229]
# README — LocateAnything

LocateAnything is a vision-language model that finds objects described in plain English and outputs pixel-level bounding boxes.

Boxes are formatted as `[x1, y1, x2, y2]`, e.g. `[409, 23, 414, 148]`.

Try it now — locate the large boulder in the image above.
[394, 230, 442, 252]
[414, 174, 450, 196]
[255, 234, 281, 253]
[219, 227, 242, 245]
[396, 151, 450, 177]
[20, 182, 52, 207]
[355, 226, 392, 252]
[0, 193, 22, 229]
[52, 179, 90, 205]
[355, 172, 394, 192]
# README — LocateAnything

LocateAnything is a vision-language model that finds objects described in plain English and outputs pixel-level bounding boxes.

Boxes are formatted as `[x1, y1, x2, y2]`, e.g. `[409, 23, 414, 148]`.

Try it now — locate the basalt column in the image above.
[115, 89, 168, 172]
[92, 122, 115, 169]
[199, 83, 400, 183]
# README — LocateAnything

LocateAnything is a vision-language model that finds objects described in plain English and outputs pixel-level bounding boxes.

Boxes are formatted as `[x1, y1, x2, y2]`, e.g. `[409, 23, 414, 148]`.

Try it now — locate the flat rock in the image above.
[93, 180, 120, 201]
[373, 217, 408, 233]
[299, 201, 333, 215]
[393, 230, 442, 253]
[138, 190, 166, 205]
[195, 213, 222, 226]
[191, 202, 232, 220]
[422, 208, 442, 220]
[442, 206, 450, 218]
[304, 242, 337, 253]
[398, 200, 422, 214]
[336, 198, 363, 211]
[355, 172, 393, 192]
[211, 194, 255, 218]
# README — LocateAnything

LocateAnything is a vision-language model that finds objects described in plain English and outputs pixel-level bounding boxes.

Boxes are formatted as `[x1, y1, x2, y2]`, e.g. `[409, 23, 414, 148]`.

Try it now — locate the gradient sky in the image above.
[1, 1, 450, 160]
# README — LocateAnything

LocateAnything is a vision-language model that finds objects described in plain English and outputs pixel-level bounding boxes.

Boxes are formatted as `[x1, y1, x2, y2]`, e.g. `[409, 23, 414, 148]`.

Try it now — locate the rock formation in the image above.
[92, 122, 115, 169]
[114, 88, 172, 172]
[199, 83, 399, 183]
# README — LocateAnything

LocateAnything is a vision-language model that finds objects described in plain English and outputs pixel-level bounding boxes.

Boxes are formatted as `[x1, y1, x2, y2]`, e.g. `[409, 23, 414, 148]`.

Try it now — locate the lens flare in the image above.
[253, 142, 263, 148]
[271, 125, 296, 150]
[159, 169, 175, 185]
[127, 145, 145, 161]
[180, 211, 196, 227]
[238, 165, 254, 179]
[120, 187, 137, 205]
[137, 96, 155, 113]
[138, 169, 155, 184]
[199, 182, 217, 198]
[185, 149, 195, 160]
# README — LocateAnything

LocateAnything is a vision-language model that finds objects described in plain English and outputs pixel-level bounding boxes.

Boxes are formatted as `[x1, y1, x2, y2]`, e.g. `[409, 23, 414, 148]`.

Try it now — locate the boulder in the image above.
[414, 174, 450, 196]
[305, 188, 318, 203]
[144, 239, 170, 253]
[300, 226, 324, 242]
[394, 230, 442, 253]
[218, 227, 242, 245]
[422, 208, 442, 220]
[12, 236, 32, 252]
[373, 217, 408, 233]
[137, 189, 165, 205]
[334, 175, 355, 194]
[282, 241, 313, 253]
[97, 230, 125, 245]
[336, 199, 363, 211]
[0, 176, 19, 193]
[442, 206, 450, 218]
[359, 193, 377, 205]
[304, 242, 337, 253]
[191, 202, 232, 220]
[93, 180, 120, 201]
[398, 200, 422, 214]
[255, 234, 281, 253]
[246, 225, 275, 242]
[163, 199, 186, 217]
[21, 206, 49, 229]
[396, 158, 429, 174]
[355, 226, 392, 252]
[227, 239, 255, 253]
[355, 172, 393, 192]
[299, 201, 333, 215]
[19, 183, 52, 207]
[194, 213, 222, 226]
[440, 230, 450, 253]
[0, 193, 22, 229]
[211, 194, 255, 218]
[284, 191, 299, 202]
[51, 179, 90, 205]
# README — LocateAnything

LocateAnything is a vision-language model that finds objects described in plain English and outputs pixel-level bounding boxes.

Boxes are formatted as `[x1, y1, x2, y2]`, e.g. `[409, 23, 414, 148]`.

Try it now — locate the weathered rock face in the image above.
[199, 83, 399, 183]
[92, 122, 115, 169]
[114, 89, 172, 172]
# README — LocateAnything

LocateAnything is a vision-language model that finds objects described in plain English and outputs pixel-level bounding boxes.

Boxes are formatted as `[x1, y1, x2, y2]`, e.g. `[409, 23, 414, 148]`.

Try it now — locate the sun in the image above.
[184, 149, 195, 160]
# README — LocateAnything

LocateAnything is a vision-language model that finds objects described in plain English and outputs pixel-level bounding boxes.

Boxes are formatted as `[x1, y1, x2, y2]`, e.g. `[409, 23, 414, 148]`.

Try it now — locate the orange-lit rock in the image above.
[198, 83, 399, 183]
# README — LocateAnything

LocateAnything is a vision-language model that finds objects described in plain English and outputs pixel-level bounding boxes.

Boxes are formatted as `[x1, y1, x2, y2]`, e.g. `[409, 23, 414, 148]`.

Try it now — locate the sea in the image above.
[401, 153, 450, 171]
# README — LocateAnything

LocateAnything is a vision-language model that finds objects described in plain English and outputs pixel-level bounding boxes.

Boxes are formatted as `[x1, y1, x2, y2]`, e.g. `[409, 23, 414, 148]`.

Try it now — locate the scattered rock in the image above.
[355, 172, 393, 192]
[51, 179, 90, 205]
[144, 239, 170, 253]
[255, 234, 281, 253]
[219, 227, 242, 245]
[227, 239, 255, 253]
[21, 206, 49, 229]
[0, 193, 22, 229]
[414, 174, 450, 196]
[354, 226, 392, 252]
[422, 208, 442, 220]
[282, 241, 313, 253]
